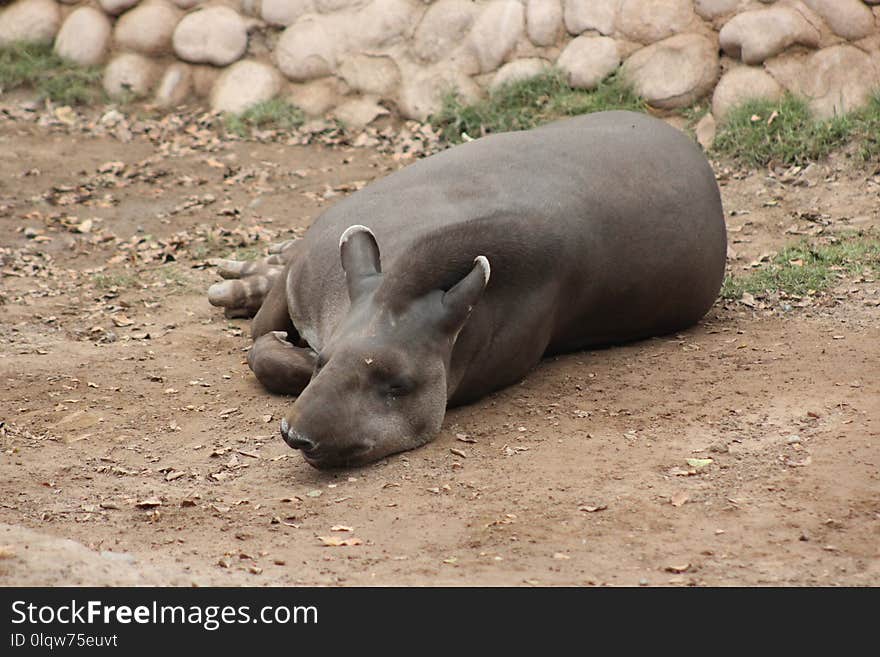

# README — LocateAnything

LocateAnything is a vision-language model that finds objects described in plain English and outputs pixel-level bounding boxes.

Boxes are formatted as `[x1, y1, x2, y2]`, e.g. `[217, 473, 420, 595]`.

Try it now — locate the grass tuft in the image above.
[851, 93, 880, 162]
[92, 271, 138, 290]
[223, 98, 306, 137]
[430, 69, 644, 144]
[721, 234, 880, 300]
[0, 41, 103, 105]
[712, 95, 853, 167]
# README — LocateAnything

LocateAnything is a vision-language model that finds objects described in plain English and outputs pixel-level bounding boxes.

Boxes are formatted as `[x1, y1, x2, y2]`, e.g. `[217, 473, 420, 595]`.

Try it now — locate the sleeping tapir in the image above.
[207, 111, 727, 468]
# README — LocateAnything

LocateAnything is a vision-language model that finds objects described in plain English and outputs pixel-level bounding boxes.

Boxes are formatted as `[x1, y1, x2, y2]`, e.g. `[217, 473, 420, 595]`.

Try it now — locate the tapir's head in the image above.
[281, 225, 490, 468]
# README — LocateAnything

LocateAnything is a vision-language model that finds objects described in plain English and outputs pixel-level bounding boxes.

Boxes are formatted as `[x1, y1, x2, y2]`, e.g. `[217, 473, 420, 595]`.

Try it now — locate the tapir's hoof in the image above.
[207, 274, 274, 318]
[206, 248, 293, 318]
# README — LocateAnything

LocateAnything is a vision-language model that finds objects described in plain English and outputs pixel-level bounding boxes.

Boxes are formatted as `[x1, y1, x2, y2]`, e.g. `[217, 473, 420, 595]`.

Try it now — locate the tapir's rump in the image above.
[210, 111, 727, 467]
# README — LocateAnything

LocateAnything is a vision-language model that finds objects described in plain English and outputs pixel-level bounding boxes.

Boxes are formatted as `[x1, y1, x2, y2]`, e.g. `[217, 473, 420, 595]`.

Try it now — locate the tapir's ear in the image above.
[340, 225, 381, 302]
[441, 256, 490, 334]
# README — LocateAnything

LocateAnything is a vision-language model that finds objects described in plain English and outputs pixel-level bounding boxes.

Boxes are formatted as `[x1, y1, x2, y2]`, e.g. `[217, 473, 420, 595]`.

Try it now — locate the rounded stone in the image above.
[338, 54, 401, 96]
[526, 0, 563, 46]
[261, 0, 314, 26]
[333, 97, 389, 128]
[398, 66, 482, 121]
[287, 77, 343, 116]
[616, 0, 695, 44]
[798, 45, 880, 118]
[801, 0, 875, 41]
[694, 0, 740, 21]
[315, 0, 366, 11]
[719, 6, 820, 65]
[275, 15, 340, 81]
[490, 57, 551, 91]
[556, 35, 620, 89]
[466, 0, 525, 74]
[353, 0, 421, 50]
[210, 59, 282, 114]
[170, 0, 202, 8]
[563, 0, 617, 36]
[103, 52, 160, 98]
[154, 61, 192, 107]
[413, 0, 479, 63]
[621, 33, 719, 109]
[0, 0, 61, 47]
[173, 6, 248, 66]
[115, 1, 181, 57]
[712, 66, 783, 121]
[54, 7, 111, 66]
[98, 0, 140, 15]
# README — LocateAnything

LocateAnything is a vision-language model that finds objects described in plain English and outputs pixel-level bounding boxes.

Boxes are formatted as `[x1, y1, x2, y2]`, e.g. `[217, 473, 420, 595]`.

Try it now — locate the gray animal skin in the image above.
[207, 110, 727, 468]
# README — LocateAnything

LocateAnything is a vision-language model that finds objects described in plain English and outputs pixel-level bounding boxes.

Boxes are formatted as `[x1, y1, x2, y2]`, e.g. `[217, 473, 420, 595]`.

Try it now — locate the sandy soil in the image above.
[0, 106, 878, 586]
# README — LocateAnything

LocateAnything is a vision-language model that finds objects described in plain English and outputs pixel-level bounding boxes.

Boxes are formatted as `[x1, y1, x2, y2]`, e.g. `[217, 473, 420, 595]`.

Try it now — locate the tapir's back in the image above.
[288, 111, 726, 357]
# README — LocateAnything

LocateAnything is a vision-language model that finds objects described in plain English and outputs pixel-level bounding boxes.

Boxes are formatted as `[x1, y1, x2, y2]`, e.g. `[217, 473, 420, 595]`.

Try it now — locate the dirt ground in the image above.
[0, 102, 878, 587]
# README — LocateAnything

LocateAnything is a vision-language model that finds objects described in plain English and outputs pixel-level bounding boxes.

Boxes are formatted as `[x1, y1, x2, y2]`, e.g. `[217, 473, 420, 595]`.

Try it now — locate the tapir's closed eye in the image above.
[386, 380, 411, 395]
[377, 374, 414, 398]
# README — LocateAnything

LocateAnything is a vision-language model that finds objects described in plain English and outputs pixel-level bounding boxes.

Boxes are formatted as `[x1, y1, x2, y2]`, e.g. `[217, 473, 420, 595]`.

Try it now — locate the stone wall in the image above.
[1, 0, 879, 128]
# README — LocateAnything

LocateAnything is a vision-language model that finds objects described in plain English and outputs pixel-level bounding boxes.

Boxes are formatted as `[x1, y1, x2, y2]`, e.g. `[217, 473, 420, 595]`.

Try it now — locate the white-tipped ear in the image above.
[339, 224, 375, 249]
[339, 225, 381, 303]
[474, 255, 490, 285]
[440, 255, 491, 334]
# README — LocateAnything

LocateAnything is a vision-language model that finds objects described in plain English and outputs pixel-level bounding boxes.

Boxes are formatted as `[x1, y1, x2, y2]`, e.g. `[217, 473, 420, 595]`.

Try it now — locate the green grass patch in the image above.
[156, 264, 199, 292]
[430, 69, 644, 144]
[721, 234, 880, 300]
[226, 245, 264, 261]
[851, 93, 880, 162]
[712, 93, 880, 167]
[223, 98, 306, 137]
[92, 271, 138, 290]
[0, 41, 103, 105]
[712, 95, 854, 167]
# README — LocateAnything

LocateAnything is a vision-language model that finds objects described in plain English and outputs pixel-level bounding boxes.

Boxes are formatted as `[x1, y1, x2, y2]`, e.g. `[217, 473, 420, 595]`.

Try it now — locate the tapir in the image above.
[207, 110, 727, 468]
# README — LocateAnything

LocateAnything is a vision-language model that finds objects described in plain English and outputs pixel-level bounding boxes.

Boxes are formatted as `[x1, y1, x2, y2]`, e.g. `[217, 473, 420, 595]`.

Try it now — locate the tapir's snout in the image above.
[280, 417, 374, 469]
[280, 417, 315, 452]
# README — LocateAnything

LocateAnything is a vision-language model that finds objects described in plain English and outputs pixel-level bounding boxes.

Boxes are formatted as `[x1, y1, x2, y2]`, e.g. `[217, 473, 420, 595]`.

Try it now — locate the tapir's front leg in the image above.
[247, 331, 315, 395]
[206, 240, 297, 319]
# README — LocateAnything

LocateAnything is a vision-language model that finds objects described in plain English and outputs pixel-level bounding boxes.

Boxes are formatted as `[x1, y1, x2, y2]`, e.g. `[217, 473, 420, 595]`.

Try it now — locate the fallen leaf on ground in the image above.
[664, 563, 691, 573]
[671, 492, 689, 507]
[318, 536, 362, 547]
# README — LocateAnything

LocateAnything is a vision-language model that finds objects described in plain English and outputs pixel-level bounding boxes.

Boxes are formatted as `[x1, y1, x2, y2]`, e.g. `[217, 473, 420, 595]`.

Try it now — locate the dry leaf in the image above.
[670, 492, 689, 507]
[665, 563, 691, 573]
[318, 536, 362, 547]
[62, 432, 92, 444]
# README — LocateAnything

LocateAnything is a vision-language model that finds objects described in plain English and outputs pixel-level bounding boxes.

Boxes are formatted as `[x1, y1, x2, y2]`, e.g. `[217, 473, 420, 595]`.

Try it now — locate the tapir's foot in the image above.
[247, 331, 316, 395]
[207, 240, 296, 319]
